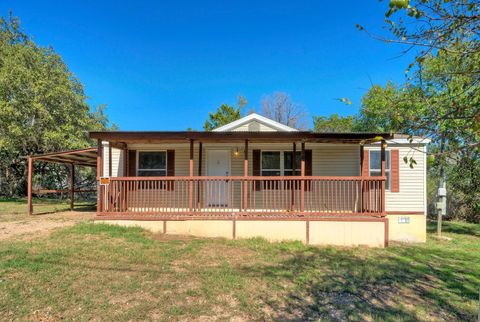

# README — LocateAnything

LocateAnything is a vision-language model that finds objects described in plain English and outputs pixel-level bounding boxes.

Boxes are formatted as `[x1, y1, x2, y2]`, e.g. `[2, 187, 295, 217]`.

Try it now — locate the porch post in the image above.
[69, 164, 75, 211]
[197, 142, 203, 208]
[189, 139, 194, 211]
[123, 147, 128, 176]
[360, 145, 364, 175]
[108, 142, 112, 177]
[300, 142, 305, 212]
[27, 157, 33, 215]
[360, 144, 365, 213]
[381, 140, 386, 214]
[97, 139, 103, 213]
[243, 139, 248, 211]
[292, 142, 296, 210]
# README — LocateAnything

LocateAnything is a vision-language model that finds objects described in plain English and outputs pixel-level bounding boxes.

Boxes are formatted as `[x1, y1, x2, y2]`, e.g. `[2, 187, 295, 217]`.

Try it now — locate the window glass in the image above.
[261, 152, 281, 176]
[369, 151, 390, 170]
[369, 150, 391, 189]
[138, 152, 167, 176]
[284, 151, 301, 176]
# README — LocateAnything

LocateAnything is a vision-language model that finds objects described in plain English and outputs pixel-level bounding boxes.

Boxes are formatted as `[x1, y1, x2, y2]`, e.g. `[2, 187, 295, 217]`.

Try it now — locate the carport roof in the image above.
[30, 147, 97, 167]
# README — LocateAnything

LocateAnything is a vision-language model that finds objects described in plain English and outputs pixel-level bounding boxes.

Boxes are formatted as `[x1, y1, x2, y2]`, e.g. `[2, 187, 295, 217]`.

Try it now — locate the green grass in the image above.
[0, 197, 95, 220]
[0, 221, 479, 321]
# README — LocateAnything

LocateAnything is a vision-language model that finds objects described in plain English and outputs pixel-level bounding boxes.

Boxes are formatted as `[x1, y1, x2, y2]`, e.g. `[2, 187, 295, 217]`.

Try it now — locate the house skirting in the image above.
[95, 216, 390, 248]
[386, 213, 426, 243]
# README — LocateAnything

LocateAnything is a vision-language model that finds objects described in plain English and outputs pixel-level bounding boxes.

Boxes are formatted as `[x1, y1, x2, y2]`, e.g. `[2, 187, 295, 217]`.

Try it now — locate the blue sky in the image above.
[1, 1, 414, 130]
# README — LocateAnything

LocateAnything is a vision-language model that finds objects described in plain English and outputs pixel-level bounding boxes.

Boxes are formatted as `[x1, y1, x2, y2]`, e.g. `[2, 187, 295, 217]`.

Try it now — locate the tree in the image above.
[354, 0, 480, 224]
[357, 52, 480, 222]
[0, 14, 115, 197]
[261, 92, 307, 129]
[357, 0, 480, 151]
[203, 96, 247, 131]
[313, 114, 358, 133]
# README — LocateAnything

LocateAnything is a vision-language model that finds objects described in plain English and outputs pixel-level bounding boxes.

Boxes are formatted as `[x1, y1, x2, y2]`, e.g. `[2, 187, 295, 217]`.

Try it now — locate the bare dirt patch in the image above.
[0, 211, 94, 240]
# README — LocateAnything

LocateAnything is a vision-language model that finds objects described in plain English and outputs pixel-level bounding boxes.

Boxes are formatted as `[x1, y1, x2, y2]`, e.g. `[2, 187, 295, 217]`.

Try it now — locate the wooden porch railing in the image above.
[97, 176, 386, 218]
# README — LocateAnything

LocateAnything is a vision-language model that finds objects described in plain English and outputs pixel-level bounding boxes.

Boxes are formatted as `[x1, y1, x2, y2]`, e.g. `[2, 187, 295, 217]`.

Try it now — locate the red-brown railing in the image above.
[98, 176, 385, 218]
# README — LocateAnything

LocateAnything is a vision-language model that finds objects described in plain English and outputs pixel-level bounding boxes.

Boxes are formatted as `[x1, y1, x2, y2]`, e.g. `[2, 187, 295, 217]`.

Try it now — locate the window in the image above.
[284, 151, 301, 176]
[261, 151, 303, 189]
[137, 152, 167, 176]
[261, 152, 281, 176]
[369, 150, 391, 190]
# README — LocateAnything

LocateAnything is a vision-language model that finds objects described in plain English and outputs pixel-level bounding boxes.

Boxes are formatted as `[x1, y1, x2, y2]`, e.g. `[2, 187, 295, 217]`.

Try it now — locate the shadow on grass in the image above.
[238, 240, 479, 321]
[32, 204, 96, 216]
[427, 220, 480, 237]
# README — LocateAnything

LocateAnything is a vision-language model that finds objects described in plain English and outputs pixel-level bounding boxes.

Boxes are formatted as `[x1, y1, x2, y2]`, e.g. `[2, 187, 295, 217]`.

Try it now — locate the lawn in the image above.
[0, 221, 478, 321]
[0, 197, 95, 221]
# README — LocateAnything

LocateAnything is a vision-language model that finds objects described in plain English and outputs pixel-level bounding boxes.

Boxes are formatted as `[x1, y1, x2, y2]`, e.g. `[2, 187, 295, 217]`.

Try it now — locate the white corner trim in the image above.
[423, 144, 428, 217]
[213, 113, 299, 132]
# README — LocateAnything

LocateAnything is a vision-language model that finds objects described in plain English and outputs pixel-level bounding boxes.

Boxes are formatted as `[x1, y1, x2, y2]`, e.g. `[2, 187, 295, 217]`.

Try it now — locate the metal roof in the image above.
[30, 147, 97, 167]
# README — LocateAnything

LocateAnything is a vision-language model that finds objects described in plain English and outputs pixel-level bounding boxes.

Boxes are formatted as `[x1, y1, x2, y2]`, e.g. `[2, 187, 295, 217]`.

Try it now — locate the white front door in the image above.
[206, 150, 230, 207]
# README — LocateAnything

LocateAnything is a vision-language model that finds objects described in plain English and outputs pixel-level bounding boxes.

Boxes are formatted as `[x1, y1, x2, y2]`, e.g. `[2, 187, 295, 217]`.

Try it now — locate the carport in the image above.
[27, 148, 98, 215]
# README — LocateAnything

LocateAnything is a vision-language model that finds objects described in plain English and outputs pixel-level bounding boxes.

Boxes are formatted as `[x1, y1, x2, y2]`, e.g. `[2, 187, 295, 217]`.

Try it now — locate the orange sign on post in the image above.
[100, 177, 110, 185]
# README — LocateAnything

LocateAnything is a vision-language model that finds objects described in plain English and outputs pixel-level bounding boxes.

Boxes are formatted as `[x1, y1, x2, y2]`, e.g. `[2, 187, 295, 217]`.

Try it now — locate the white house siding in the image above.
[365, 144, 426, 213]
[313, 145, 360, 176]
[102, 142, 124, 177]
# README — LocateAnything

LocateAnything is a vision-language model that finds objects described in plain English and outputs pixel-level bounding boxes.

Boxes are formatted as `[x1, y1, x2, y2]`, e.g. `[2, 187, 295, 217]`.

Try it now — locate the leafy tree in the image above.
[357, 0, 480, 150]
[353, 0, 480, 223]
[313, 113, 358, 133]
[0, 14, 115, 197]
[261, 92, 307, 129]
[203, 96, 246, 131]
[357, 50, 479, 221]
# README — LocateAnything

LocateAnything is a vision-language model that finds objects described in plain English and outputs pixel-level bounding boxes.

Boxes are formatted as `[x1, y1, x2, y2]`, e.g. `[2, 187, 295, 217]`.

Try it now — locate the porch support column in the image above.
[359, 144, 365, 213]
[381, 140, 386, 214]
[189, 139, 194, 211]
[108, 142, 112, 177]
[123, 147, 128, 176]
[243, 140, 249, 211]
[197, 142, 203, 208]
[300, 142, 305, 212]
[97, 139, 103, 214]
[360, 145, 365, 175]
[291, 142, 296, 210]
[27, 157, 33, 215]
[69, 164, 75, 211]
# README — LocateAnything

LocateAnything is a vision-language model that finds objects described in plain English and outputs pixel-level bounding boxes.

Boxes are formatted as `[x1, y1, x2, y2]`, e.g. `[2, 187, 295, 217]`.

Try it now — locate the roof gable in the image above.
[213, 113, 298, 132]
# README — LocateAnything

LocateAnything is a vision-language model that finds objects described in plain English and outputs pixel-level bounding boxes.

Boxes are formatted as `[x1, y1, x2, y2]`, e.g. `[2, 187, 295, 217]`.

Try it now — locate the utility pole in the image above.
[436, 137, 446, 237]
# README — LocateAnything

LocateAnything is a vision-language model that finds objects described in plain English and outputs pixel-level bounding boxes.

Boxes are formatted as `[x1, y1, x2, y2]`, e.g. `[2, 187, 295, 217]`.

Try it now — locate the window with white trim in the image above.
[137, 151, 167, 176]
[369, 150, 391, 190]
[261, 151, 301, 176]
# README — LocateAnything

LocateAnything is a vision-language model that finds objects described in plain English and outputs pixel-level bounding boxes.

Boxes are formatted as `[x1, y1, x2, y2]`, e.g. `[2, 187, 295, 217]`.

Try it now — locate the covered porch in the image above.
[91, 131, 391, 220]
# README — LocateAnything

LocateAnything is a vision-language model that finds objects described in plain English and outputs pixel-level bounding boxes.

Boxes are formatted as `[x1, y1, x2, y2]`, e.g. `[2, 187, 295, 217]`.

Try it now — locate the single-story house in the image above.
[88, 113, 430, 247]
